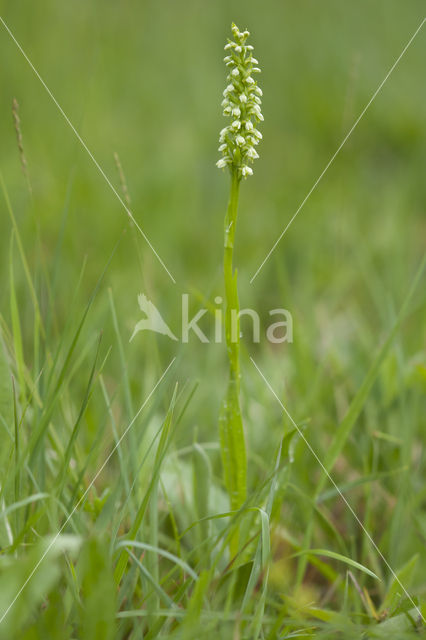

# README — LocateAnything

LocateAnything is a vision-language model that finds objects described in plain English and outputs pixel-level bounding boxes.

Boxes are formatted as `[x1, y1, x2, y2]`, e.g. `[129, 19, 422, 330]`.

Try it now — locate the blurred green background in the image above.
[1, 0, 425, 436]
[0, 0, 425, 620]
[1, 0, 425, 287]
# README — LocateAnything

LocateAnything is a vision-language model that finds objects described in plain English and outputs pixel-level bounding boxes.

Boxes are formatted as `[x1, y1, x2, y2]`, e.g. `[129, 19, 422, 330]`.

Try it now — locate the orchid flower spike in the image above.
[216, 23, 263, 179]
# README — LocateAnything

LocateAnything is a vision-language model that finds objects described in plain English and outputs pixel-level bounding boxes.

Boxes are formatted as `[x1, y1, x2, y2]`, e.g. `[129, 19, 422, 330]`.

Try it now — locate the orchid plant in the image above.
[216, 23, 263, 547]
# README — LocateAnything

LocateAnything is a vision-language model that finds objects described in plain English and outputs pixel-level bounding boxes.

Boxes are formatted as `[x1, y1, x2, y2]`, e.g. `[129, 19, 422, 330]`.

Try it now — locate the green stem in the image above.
[220, 168, 247, 550]
[224, 170, 241, 384]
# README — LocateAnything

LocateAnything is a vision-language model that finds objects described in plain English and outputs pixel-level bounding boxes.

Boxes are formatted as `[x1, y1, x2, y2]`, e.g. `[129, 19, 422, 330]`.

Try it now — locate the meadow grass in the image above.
[0, 2, 426, 638]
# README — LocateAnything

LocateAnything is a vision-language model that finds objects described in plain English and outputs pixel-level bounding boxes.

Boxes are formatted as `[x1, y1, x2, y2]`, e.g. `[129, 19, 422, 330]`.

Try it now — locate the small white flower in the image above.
[224, 43, 233, 50]
[236, 135, 245, 146]
[252, 67, 261, 73]
[245, 120, 253, 131]
[216, 157, 230, 168]
[248, 57, 259, 64]
[239, 93, 248, 103]
[254, 96, 261, 105]
[218, 143, 227, 152]
[246, 45, 254, 50]
[224, 56, 232, 63]
[241, 165, 253, 177]
[232, 106, 241, 117]
[231, 119, 241, 130]
[231, 68, 240, 77]
[246, 76, 255, 84]
[235, 45, 242, 53]
[223, 106, 232, 115]
[250, 105, 264, 121]
[221, 98, 229, 107]
[220, 128, 228, 137]
[246, 147, 259, 159]
[254, 87, 263, 96]
[253, 129, 263, 140]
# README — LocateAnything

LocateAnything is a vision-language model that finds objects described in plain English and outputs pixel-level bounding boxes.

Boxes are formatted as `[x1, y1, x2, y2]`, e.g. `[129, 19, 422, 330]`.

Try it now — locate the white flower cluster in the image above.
[216, 23, 263, 178]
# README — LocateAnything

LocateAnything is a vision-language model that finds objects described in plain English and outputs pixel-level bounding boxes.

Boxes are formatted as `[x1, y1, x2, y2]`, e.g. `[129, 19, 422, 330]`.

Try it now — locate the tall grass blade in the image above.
[114, 385, 178, 585]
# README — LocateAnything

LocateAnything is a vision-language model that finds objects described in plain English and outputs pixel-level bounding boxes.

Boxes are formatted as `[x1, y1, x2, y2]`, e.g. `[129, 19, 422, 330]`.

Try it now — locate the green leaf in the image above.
[381, 554, 418, 614]
[0, 335, 13, 433]
[180, 570, 210, 634]
[78, 538, 116, 640]
[219, 376, 247, 512]
[0, 493, 49, 522]
[115, 540, 198, 582]
[113, 386, 178, 585]
[371, 607, 424, 637]
[193, 443, 212, 547]
[294, 548, 380, 580]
